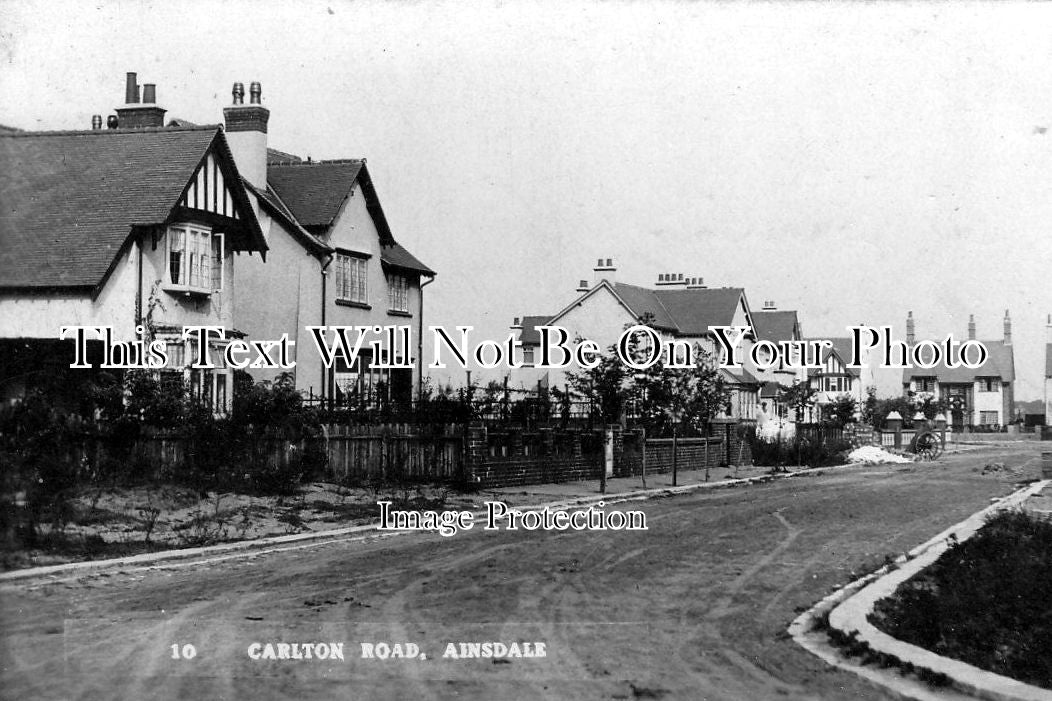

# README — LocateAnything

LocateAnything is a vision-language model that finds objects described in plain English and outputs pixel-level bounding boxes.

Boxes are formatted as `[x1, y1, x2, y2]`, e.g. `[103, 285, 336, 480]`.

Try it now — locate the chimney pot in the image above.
[596, 258, 603, 267]
[142, 83, 156, 104]
[606, 258, 612, 267]
[106, 115, 118, 129]
[91, 115, 102, 130]
[232, 82, 245, 105]
[250, 81, 262, 104]
[512, 317, 520, 326]
[124, 72, 139, 104]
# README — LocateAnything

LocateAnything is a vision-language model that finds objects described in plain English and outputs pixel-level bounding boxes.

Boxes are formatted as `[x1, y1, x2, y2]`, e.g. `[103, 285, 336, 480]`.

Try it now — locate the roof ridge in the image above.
[612, 281, 682, 330]
[268, 158, 364, 168]
[0, 124, 219, 138]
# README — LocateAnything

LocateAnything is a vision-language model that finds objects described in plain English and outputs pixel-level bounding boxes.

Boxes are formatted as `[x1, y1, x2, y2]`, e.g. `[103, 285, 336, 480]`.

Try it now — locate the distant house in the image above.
[0, 72, 267, 412]
[511, 259, 763, 420]
[750, 303, 806, 418]
[218, 81, 435, 408]
[806, 337, 872, 421]
[901, 312, 1015, 428]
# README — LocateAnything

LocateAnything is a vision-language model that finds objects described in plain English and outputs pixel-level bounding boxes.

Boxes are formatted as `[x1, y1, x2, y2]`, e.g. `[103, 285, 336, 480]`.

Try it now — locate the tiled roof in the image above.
[517, 316, 554, 347]
[602, 283, 747, 335]
[0, 125, 263, 290]
[652, 287, 747, 336]
[267, 158, 432, 275]
[268, 160, 364, 229]
[751, 310, 800, 342]
[266, 147, 302, 164]
[241, 178, 331, 256]
[902, 340, 1015, 384]
[806, 337, 861, 378]
[608, 283, 679, 330]
[721, 367, 759, 386]
[381, 242, 434, 275]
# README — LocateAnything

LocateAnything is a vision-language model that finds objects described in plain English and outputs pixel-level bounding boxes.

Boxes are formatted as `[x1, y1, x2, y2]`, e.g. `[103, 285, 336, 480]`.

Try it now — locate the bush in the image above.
[748, 433, 852, 468]
[871, 510, 1052, 689]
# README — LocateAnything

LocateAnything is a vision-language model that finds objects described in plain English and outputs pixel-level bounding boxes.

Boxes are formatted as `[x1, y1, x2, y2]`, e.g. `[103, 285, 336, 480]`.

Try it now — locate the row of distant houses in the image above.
[508, 260, 1022, 428]
[0, 72, 433, 413]
[0, 71, 1040, 428]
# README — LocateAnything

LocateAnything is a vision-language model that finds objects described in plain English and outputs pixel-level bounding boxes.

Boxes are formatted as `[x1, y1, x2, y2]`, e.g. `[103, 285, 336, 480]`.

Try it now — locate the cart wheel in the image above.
[914, 431, 942, 461]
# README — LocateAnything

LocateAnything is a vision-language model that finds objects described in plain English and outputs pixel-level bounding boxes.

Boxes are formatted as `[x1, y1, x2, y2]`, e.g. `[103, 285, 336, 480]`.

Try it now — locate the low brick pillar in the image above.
[465, 422, 487, 484]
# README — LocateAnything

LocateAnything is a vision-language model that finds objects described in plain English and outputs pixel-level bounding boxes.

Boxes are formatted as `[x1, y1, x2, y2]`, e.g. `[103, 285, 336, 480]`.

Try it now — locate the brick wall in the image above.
[843, 422, 878, 448]
[464, 421, 755, 489]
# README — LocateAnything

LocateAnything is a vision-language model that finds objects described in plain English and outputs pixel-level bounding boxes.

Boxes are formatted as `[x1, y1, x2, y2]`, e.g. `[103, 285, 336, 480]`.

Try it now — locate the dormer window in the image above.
[167, 224, 223, 294]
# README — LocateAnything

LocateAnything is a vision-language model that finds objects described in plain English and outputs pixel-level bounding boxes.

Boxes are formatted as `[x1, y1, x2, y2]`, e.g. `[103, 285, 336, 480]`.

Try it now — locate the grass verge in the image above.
[868, 510, 1052, 690]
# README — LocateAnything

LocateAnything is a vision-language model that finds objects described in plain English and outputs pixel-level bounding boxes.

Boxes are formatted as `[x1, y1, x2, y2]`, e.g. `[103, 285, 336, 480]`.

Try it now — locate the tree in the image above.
[564, 341, 632, 425]
[824, 393, 858, 427]
[782, 381, 818, 423]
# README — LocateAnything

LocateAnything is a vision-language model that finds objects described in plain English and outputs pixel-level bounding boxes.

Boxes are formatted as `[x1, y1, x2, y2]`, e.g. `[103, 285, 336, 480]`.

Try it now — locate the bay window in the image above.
[167, 224, 223, 293]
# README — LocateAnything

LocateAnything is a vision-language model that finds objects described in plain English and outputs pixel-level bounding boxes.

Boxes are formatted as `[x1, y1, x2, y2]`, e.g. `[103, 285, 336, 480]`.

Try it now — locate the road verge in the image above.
[790, 479, 1050, 701]
[0, 462, 858, 584]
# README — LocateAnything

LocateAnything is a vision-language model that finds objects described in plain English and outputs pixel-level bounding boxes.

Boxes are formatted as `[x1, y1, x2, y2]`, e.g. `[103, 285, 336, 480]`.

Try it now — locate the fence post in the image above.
[464, 421, 487, 486]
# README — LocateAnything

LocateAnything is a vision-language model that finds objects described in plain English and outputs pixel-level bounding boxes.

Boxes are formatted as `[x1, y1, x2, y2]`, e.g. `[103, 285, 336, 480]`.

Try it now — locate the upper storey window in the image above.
[335, 252, 368, 304]
[167, 224, 223, 293]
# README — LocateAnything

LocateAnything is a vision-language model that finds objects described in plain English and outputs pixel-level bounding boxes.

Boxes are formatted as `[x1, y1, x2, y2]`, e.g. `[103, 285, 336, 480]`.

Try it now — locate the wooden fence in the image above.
[323, 424, 463, 482]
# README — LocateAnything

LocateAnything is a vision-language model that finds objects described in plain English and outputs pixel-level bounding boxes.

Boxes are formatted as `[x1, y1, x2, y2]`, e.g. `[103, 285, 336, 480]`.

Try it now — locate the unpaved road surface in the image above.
[1, 444, 1043, 700]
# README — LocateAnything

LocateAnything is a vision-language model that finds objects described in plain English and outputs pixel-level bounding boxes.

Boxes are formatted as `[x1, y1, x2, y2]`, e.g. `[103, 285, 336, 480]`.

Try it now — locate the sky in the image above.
[2, 0, 1051, 399]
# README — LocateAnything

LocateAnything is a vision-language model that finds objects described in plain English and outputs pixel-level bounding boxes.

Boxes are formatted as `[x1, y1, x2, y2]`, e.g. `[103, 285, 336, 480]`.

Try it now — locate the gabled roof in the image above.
[902, 340, 1015, 384]
[266, 156, 433, 275]
[751, 310, 801, 343]
[608, 283, 679, 330]
[807, 338, 860, 378]
[241, 177, 331, 257]
[544, 280, 752, 338]
[268, 159, 365, 230]
[0, 125, 266, 291]
[651, 287, 750, 336]
[517, 315, 554, 347]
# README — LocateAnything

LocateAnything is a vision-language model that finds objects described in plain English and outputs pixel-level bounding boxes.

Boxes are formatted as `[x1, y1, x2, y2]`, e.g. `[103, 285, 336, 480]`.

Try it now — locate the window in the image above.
[979, 411, 999, 426]
[523, 347, 535, 366]
[387, 273, 409, 312]
[916, 377, 936, 393]
[335, 253, 368, 304]
[167, 224, 222, 293]
[823, 376, 849, 393]
[978, 377, 998, 392]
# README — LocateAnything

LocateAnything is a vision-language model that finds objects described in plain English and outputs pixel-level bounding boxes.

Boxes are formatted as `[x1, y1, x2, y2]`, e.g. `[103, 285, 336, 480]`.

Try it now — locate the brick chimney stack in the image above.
[967, 314, 976, 341]
[1003, 309, 1012, 345]
[906, 311, 915, 345]
[114, 72, 166, 128]
[223, 80, 270, 190]
[592, 258, 616, 285]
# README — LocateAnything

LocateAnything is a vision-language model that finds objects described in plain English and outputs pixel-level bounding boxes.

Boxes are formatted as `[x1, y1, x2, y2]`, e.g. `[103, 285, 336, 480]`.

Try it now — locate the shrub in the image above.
[871, 510, 1052, 689]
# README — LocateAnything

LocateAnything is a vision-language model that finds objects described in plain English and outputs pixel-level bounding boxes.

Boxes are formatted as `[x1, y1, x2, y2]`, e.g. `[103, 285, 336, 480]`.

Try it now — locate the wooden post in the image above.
[640, 427, 647, 489]
[703, 423, 711, 481]
[672, 423, 678, 487]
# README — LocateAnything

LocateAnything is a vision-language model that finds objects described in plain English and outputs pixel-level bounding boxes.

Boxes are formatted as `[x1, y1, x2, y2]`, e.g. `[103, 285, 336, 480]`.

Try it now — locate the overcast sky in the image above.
[3, 0, 1051, 399]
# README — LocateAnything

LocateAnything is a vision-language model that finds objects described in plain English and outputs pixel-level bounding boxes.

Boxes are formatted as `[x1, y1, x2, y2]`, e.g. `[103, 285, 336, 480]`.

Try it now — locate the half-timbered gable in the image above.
[0, 121, 266, 411]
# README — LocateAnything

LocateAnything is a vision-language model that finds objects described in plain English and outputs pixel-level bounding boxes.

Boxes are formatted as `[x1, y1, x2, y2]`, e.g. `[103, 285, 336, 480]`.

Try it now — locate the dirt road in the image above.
[0, 444, 1042, 700]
